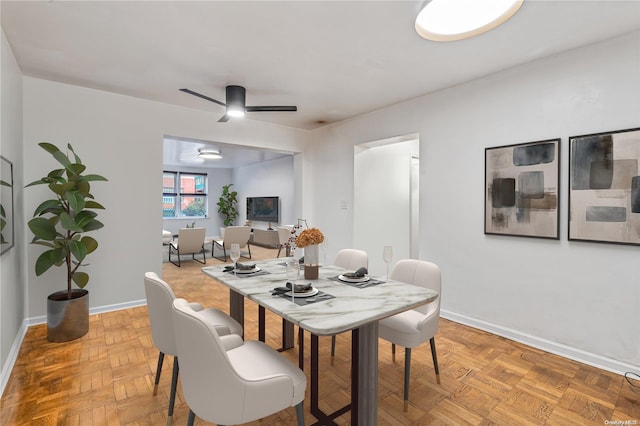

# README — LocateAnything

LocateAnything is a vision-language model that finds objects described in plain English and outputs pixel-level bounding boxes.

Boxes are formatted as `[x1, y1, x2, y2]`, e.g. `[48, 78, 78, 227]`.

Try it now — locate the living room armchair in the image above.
[212, 225, 252, 261]
[168, 227, 207, 267]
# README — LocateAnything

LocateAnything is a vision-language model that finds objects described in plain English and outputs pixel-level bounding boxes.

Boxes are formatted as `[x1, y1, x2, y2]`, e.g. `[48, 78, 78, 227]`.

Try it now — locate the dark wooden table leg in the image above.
[229, 289, 244, 338]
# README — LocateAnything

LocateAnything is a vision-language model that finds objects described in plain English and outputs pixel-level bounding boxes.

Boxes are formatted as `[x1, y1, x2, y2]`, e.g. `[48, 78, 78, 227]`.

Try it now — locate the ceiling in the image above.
[3, 1, 640, 164]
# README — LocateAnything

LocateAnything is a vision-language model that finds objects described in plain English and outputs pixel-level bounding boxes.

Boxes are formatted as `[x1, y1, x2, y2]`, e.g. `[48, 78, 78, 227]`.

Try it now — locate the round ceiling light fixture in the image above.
[415, 0, 523, 42]
[198, 149, 222, 160]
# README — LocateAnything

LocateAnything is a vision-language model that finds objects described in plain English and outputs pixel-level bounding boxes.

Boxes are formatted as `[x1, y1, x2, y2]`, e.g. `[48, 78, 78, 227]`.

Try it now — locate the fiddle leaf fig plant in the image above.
[26, 142, 107, 298]
[217, 183, 238, 226]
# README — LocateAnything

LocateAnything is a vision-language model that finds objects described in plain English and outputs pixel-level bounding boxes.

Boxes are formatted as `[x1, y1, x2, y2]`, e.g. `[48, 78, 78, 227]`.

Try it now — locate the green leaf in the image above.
[31, 240, 57, 249]
[0, 204, 5, 217]
[69, 239, 87, 262]
[0, 179, 10, 187]
[79, 174, 108, 182]
[66, 191, 86, 213]
[72, 271, 89, 288]
[52, 150, 71, 169]
[47, 169, 65, 179]
[81, 236, 98, 254]
[82, 219, 104, 232]
[85, 200, 105, 209]
[67, 143, 81, 164]
[75, 211, 97, 227]
[25, 178, 49, 188]
[59, 211, 84, 232]
[28, 217, 57, 240]
[33, 199, 62, 217]
[38, 142, 60, 155]
[49, 182, 73, 196]
[67, 163, 87, 176]
[35, 248, 64, 276]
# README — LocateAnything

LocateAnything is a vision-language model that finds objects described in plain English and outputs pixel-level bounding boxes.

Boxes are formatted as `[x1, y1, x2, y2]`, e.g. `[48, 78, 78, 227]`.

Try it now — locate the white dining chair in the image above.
[144, 272, 243, 425]
[378, 259, 441, 411]
[172, 298, 307, 426]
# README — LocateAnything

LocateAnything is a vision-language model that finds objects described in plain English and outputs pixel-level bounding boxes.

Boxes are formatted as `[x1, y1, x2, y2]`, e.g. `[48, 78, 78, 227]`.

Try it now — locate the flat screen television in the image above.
[246, 196, 279, 223]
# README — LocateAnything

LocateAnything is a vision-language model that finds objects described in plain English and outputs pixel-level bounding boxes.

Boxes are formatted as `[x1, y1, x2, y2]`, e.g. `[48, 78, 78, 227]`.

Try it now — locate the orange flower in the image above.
[295, 227, 324, 248]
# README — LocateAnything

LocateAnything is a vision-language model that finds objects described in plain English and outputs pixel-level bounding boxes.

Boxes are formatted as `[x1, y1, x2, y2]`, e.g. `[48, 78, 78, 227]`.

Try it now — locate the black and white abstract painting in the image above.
[569, 127, 640, 245]
[485, 139, 560, 239]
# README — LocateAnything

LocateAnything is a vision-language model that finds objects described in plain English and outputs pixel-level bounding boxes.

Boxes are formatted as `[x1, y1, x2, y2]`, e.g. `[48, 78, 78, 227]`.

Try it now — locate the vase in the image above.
[304, 244, 319, 280]
[47, 289, 89, 342]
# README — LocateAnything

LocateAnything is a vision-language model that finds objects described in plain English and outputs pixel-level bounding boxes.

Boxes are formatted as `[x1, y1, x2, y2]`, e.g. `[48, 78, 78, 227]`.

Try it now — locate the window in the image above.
[163, 171, 208, 218]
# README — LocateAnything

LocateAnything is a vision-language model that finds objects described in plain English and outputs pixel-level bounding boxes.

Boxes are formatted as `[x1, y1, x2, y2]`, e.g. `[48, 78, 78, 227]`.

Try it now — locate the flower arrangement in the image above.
[295, 227, 324, 248]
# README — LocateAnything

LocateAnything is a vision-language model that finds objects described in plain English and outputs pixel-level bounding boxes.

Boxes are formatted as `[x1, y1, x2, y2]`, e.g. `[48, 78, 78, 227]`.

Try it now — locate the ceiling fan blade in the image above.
[180, 88, 226, 107]
[218, 114, 231, 122]
[246, 105, 298, 112]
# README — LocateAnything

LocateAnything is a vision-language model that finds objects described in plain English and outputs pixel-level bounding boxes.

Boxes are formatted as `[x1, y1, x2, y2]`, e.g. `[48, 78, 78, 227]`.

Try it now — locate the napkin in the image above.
[235, 262, 256, 270]
[342, 267, 368, 278]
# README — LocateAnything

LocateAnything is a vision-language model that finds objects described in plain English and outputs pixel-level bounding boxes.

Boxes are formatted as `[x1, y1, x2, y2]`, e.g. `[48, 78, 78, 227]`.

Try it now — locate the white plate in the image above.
[235, 267, 260, 274]
[339, 274, 370, 283]
[284, 287, 319, 298]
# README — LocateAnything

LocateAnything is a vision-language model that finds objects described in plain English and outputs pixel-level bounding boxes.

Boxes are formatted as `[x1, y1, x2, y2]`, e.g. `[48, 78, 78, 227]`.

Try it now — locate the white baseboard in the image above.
[0, 319, 29, 398]
[441, 309, 639, 377]
[1, 299, 148, 397]
[27, 299, 147, 326]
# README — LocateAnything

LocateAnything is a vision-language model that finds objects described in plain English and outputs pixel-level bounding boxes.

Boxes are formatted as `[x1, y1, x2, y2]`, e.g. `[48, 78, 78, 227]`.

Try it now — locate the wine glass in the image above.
[383, 245, 393, 280]
[285, 258, 300, 302]
[230, 244, 241, 276]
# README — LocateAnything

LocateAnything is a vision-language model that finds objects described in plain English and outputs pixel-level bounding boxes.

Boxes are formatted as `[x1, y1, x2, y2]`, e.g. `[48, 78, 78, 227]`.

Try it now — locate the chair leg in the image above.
[192, 244, 206, 264]
[187, 409, 196, 426]
[430, 337, 441, 384]
[403, 347, 411, 412]
[168, 245, 181, 267]
[295, 401, 305, 426]
[153, 351, 165, 395]
[168, 357, 179, 425]
[392, 343, 396, 362]
[277, 244, 283, 258]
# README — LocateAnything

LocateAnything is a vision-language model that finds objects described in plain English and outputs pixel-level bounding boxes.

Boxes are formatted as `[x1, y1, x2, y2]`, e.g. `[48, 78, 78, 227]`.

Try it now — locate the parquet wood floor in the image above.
[2, 245, 640, 425]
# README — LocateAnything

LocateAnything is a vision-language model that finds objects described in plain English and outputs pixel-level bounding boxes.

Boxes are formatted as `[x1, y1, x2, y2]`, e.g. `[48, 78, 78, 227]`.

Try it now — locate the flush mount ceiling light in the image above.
[415, 0, 523, 42]
[198, 149, 222, 160]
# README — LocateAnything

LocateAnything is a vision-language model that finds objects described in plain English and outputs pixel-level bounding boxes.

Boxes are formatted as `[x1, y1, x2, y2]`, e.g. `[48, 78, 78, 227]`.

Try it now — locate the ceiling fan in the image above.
[179, 85, 297, 122]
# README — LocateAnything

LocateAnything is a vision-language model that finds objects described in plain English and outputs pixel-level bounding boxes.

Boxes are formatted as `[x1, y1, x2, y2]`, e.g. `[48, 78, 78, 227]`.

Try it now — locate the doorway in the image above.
[353, 134, 419, 276]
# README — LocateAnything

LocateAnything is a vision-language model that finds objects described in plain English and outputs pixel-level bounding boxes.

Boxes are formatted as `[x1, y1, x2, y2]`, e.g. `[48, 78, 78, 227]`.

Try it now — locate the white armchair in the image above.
[212, 225, 252, 261]
[378, 259, 441, 411]
[172, 298, 306, 425]
[144, 272, 243, 425]
[276, 226, 293, 258]
[168, 227, 206, 267]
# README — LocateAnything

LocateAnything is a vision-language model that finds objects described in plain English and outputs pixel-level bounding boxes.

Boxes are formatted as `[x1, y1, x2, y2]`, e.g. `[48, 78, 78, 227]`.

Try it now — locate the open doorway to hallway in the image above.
[353, 133, 419, 276]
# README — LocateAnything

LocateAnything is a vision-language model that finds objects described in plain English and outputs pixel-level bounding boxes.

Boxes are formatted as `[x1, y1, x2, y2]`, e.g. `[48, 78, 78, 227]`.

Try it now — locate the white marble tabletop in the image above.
[202, 258, 438, 336]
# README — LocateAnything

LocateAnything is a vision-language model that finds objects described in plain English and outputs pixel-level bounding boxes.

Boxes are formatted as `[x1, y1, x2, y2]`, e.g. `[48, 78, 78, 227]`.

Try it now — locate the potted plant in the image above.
[26, 142, 107, 342]
[217, 183, 239, 226]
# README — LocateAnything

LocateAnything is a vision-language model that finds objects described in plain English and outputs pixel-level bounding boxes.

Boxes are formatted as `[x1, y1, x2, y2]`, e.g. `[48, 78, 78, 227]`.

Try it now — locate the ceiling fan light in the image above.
[226, 106, 245, 118]
[415, 0, 523, 42]
[198, 149, 222, 160]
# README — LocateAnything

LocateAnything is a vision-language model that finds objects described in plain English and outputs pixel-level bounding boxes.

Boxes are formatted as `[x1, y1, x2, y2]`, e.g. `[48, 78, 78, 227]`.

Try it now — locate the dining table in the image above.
[202, 258, 438, 426]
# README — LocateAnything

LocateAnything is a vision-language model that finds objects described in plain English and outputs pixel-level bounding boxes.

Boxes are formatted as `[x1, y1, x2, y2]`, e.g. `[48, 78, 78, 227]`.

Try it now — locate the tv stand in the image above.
[251, 228, 279, 248]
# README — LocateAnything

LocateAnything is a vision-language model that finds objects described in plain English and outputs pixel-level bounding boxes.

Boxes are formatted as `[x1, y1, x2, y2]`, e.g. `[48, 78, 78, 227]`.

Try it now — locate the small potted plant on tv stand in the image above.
[26, 142, 107, 342]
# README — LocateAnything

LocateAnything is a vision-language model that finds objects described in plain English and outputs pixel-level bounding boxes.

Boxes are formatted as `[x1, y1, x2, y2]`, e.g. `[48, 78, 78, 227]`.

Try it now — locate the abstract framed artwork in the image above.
[569, 127, 640, 245]
[485, 138, 560, 239]
[1, 155, 14, 255]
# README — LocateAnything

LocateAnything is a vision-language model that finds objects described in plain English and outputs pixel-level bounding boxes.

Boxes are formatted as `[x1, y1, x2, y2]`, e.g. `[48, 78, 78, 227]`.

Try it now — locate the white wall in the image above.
[308, 31, 640, 373]
[22, 78, 308, 320]
[233, 156, 295, 228]
[0, 28, 26, 395]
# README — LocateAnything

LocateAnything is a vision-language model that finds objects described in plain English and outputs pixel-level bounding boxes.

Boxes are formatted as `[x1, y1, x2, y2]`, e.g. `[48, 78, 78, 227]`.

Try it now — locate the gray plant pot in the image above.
[47, 289, 89, 342]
